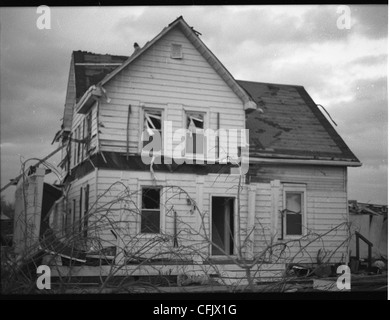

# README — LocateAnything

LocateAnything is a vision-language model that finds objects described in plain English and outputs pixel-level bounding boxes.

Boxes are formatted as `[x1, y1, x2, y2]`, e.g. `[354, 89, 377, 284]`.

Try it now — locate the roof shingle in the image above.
[238, 80, 360, 163]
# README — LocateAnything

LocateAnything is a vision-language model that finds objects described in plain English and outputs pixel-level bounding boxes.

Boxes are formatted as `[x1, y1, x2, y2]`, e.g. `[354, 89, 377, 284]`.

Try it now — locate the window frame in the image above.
[85, 111, 92, 155]
[209, 194, 238, 258]
[140, 106, 165, 156]
[184, 110, 207, 160]
[282, 184, 307, 238]
[139, 185, 164, 235]
[83, 184, 89, 238]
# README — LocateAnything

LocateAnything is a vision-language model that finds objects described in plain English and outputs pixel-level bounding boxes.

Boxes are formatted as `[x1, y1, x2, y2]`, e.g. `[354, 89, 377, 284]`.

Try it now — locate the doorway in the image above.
[211, 197, 235, 255]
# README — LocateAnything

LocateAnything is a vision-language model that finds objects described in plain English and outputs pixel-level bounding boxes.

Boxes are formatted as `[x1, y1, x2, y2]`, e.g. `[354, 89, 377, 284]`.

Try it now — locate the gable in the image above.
[109, 26, 245, 107]
[239, 80, 360, 164]
[99, 17, 256, 110]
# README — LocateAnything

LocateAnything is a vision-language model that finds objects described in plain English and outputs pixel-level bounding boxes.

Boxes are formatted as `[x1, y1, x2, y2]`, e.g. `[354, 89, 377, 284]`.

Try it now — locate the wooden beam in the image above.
[0, 144, 65, 193]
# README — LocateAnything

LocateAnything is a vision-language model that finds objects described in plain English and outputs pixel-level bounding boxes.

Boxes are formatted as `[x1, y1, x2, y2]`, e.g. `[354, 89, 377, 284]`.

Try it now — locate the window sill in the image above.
[278, 234, 306, 241]
[204, 256, 253, 265]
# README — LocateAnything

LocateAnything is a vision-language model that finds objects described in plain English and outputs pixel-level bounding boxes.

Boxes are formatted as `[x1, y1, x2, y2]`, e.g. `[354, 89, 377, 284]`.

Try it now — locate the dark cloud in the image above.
[352, 5, 388, 39]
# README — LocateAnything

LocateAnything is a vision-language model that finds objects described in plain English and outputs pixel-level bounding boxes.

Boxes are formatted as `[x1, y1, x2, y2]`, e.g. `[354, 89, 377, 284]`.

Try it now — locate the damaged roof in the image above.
[73, 51, 128, 100]
[238, 80, 360, 164]
[69, 53, 360, 164]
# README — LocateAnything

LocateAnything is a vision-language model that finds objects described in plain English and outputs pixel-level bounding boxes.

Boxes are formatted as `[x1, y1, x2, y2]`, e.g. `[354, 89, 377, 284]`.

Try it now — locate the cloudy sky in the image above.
[0, 5, 387, 204]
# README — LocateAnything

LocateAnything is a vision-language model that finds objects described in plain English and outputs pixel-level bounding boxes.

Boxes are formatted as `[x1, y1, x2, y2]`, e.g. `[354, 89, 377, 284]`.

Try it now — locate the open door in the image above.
[211, 197, 235, 255]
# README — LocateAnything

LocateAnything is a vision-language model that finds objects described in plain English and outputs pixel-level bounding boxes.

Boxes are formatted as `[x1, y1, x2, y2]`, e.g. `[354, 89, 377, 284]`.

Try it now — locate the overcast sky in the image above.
[0, 5, 387, 204]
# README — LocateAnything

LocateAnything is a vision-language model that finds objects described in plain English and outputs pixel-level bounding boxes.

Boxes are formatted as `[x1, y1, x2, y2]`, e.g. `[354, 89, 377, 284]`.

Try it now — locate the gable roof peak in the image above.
[98, 17, 257, 110]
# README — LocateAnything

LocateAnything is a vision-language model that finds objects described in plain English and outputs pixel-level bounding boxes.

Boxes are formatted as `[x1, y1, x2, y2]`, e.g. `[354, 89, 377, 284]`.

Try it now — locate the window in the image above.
[72, 125, 82, 166]
[141, 187, 161, 233]
[85, 112, 92, 154]
[79, 187, 83, 233]
[142, 109, 162, 154]
[83, 184, 89, 238]
[72, 199, 76, 233]
[76, 126, 81, 164]
[81, 118, 85, 159]
[185, 112, 205, 157]
[171, 43, 183, 59]
[73, 130, 77, 166]
[65, 209, 71, 237]
[283, 186, 306, 236]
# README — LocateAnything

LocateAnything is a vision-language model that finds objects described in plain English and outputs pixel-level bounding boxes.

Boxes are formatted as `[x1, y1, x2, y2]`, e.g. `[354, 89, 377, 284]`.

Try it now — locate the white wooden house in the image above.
[49, 17, 361, 281]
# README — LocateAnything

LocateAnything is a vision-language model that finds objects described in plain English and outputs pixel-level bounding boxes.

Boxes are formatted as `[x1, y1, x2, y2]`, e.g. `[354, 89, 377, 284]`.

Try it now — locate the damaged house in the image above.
[12, 17, 362, 285]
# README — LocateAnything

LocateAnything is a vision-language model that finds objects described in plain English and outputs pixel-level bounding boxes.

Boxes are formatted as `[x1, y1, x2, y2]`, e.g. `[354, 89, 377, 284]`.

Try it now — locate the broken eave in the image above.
[249, 155, 362, 167]
[75, 85, 102, 114]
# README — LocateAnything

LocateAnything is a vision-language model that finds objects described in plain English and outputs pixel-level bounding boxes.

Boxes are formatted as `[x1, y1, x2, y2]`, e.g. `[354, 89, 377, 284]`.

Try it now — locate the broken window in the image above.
[73, 130, 77, 166]
[185, 112, 205, 157]
[141, 187, 161, 234]
[81, 118, 85, 161]
[142, 109, 162, 153]
[65, 208, 72, 237]
[76, 125, 81, 164]
[72, 199, 76, 233]
[85, 112, 92, 154]
[83, 184, 89, 238]
[171, 43, 183, 59]
[284, 191, 304, 236]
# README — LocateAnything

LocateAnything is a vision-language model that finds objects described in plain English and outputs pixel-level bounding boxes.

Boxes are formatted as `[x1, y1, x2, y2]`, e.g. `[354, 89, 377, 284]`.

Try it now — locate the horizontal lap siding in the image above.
[99, 27, 244, 154]
[94, 170, 251, 259]
[96, 170, 201, 259]
[253, 183, 272, 256]
[251, 165, 348, 264]
[250, 165, 346, 192]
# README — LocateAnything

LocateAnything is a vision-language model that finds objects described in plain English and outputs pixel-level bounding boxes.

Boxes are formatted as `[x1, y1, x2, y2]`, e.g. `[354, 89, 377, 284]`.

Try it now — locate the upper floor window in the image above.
[85, 111, 92, 154]
[185, 112, 205, 157]
[142, 109, 162, 154]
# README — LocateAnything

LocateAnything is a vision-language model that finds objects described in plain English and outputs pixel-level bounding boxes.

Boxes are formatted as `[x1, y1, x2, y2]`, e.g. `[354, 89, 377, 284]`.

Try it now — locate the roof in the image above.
[238, 80, 361, 164]
[73, 51, 128, 100]
[64, 18, 360, 166]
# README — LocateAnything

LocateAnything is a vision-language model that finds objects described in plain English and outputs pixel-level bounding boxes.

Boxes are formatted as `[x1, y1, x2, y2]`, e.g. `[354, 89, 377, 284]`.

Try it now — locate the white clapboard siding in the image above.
[251, 165, 346, 192]
[250, 165, 349, 264]
[90, 170, 253, 259]
[99, 27, 245, 154]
